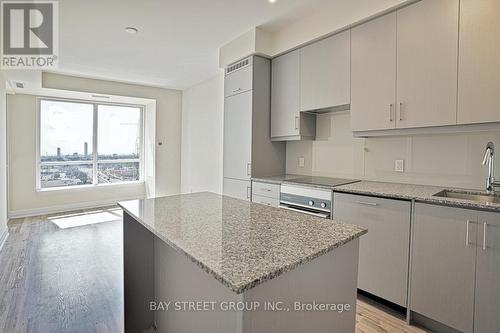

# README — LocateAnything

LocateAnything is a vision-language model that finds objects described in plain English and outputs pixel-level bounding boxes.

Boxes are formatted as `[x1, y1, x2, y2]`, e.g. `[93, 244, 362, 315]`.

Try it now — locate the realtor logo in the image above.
[1, 0, 58, 69]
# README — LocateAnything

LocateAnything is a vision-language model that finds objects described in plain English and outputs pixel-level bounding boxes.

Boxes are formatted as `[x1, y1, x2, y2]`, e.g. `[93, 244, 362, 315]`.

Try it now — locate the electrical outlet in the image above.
[395, 159, 404, 172]
[298, 157, 305, 168]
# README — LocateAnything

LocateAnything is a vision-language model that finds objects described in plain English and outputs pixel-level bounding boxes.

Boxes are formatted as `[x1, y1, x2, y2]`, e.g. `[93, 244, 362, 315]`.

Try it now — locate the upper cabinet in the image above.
[396, 0, 459, 129]
[224, 62, 253, 98]
[351, 13, 397, 132]
[458, 0, 500, 124]
[300, 31, 350, 112]
[351, 0, 460, 133]
[271, 50, 316, 141]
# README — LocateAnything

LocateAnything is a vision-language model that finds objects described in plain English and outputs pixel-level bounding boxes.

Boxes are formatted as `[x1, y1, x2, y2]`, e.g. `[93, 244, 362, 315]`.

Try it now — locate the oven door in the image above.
[279, 203, 331, 218]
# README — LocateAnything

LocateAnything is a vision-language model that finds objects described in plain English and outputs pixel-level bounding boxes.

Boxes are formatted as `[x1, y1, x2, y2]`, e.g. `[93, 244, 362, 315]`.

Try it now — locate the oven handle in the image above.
[280, 204, 330, 219]
[279, 200, 330, 213]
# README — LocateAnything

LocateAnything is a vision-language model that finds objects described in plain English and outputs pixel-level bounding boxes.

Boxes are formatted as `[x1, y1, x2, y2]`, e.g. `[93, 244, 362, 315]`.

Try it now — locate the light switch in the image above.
[395, 159, 404, 172]
[298, 157, 305, 168]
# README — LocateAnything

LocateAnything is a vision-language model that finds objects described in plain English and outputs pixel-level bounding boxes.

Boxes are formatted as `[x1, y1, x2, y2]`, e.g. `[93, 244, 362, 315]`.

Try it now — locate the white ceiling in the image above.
[49, 0, 336, 90]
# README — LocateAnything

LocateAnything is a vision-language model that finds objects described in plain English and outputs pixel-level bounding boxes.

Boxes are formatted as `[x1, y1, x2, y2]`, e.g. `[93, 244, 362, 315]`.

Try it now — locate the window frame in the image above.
[36, 97, 145, 191]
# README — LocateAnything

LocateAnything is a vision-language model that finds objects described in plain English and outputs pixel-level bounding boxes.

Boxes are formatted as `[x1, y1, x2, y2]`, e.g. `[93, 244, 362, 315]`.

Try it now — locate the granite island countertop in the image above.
[118, 192, 367, 294]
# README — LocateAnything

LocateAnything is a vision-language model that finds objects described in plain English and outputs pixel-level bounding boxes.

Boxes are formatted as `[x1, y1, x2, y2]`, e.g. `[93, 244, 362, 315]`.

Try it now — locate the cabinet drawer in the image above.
[252, 194, 279, 208]
[251, 181, 280, 199]
[224, 65, 253, 98]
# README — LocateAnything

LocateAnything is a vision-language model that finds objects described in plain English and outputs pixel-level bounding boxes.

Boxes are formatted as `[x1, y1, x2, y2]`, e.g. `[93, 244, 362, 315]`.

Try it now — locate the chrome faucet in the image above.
[482, 142, 500, 193]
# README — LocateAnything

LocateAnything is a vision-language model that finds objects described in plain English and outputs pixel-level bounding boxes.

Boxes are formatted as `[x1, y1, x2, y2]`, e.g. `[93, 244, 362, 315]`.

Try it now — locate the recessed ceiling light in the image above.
[269, 0, 276, 3]
[125, 27, 138, 34]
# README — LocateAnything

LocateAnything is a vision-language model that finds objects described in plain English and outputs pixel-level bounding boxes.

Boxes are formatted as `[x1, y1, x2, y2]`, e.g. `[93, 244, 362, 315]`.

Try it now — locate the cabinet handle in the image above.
[483, 222, 488, 251]
[261, 188, 271, 192]
[295, 116, 300, 130]
[356, 201, 378, 206]
[399, 102, 404, 121]
[246, 186, 251, 199]
[232, 88, 242, 93]
[246, 163, 251, 176]
[466, 220, 471, 247]
[389, 104, 394, 122]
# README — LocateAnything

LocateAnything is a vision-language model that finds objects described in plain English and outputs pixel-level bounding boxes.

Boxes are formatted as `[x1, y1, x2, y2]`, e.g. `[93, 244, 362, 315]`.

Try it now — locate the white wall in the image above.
[181, 72, 224, 194]
[269, 0, 409, 56]
[0, 73, 8, 244]
[219, 0, 411, 66]
[286, 112, 498, 190]
[7, 74, 182, 215]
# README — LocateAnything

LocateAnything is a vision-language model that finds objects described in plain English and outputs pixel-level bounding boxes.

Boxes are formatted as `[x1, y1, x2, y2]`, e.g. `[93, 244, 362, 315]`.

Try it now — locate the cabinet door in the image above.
[411, 203, 476, 333]
[396, 0, 459, 128]
[271, 50, 300, 139]
[224, 65, 253, 98]
[333, 193, 410, 307]
[351, 13, 397, 131]
[458, 0, 500, 124]
[223, 91, 252, 180]
[223, 178, 251, 201]
[300, 31, 350, 112]
[474, 211, 500, 333]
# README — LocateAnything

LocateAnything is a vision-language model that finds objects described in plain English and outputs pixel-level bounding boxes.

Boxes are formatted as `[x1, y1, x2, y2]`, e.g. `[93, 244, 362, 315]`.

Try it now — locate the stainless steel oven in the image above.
[279, 185, 332, 219]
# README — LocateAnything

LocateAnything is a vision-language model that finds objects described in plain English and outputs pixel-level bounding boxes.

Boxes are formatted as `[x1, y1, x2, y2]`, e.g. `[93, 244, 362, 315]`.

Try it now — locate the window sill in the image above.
[36, 181, 145, 193]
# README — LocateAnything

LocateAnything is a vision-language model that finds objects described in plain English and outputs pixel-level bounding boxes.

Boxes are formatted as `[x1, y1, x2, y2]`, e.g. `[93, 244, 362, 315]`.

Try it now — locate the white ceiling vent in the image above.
[225, 57, 252, 75]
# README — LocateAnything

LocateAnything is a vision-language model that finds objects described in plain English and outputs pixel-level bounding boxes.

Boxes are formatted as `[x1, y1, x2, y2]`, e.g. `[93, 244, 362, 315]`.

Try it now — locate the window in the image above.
[38, 99, 143, 189]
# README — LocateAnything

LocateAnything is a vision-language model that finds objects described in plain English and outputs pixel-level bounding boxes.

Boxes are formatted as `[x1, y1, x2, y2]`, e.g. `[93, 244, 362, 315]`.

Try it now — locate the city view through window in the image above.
[39, 99, 142, 189]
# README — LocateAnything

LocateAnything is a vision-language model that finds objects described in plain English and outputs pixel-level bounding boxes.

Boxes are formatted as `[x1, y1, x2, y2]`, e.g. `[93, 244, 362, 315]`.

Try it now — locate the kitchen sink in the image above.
[432, 189, 500, 204]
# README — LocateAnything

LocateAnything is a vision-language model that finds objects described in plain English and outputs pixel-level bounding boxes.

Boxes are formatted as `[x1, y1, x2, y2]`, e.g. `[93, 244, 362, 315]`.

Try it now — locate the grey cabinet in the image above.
[351, 13, 397, 132]
[300, 31, 350, 112]
[411, 203, 477, 333]
[458, 0, 500, 124]
[333, 193, 410, 307]
[474, 211, 500, 333]
[251, 181, 280, 208]
[223, 57, 286, 201]
[351, 0, 459, 133]
[224, 64, 253, 98]
[271, 50, 315, 141]
[223, 91, 252, 181]
[396, 0, 459, 129]
[271, 50, 299, 139]
[223, 178, 251, 201]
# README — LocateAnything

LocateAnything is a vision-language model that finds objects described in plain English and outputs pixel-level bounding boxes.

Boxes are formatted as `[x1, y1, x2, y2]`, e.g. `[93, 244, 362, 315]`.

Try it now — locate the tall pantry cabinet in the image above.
[223, 56, 286, 200]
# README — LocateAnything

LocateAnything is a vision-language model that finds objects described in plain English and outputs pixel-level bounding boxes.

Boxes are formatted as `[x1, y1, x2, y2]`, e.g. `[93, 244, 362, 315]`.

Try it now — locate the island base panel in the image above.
[124, 212, 360, 333]
[123, 212, 155, 332]
[154, 238, 359, 333]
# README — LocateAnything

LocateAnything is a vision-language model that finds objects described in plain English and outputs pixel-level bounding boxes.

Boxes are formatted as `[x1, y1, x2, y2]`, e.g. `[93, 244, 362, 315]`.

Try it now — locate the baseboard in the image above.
[8, 195, 144, 219]
[0, 228, 8, 252]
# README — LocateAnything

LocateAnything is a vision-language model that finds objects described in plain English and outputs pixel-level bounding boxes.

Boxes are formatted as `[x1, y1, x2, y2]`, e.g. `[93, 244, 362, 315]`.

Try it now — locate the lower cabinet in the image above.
[411, 203, 476, 333]
[333, 193, 411, 307]
[473, 211, 500, 333]
[412, 203, 500, 333]
[251, 181, 280, 208]
[223, 178, 251, 201]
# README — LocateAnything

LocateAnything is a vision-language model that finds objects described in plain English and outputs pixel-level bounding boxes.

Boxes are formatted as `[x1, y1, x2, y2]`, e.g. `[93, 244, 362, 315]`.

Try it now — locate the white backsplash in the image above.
[286, 111, 500, 190]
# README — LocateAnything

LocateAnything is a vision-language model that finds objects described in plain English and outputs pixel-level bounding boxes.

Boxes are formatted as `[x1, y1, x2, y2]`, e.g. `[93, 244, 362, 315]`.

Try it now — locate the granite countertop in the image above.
[251, 174, 303, 185]
[118, 192, 367, 294]
[253, 175, 500, 212]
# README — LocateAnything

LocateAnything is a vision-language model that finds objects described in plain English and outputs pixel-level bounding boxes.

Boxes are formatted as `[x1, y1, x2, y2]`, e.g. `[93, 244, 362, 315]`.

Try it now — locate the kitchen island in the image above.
[119, 192, 366, 333]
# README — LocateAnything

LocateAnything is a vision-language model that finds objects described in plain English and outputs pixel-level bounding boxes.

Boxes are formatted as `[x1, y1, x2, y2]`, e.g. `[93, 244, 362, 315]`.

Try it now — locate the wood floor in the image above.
[0, 208, 429, 333]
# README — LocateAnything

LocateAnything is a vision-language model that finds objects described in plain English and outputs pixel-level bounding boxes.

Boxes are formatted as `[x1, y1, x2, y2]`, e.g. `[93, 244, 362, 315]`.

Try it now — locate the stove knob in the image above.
[308, 200, 315, 206]
[320, 202, 327, 208]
